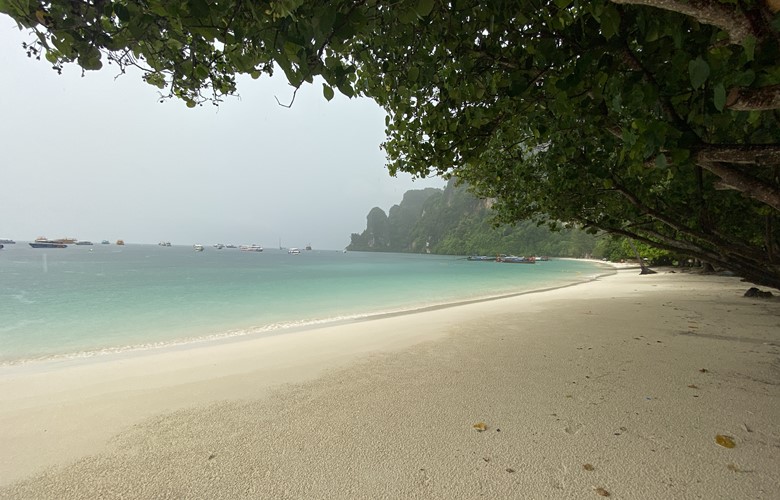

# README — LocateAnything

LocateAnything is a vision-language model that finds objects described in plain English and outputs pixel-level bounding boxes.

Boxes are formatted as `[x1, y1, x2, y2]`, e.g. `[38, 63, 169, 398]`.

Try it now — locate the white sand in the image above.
[1, 268, 778, 498]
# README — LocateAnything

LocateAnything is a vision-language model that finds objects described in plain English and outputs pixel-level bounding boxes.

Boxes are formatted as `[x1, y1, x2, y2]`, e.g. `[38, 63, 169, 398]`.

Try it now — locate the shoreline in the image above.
[2, 267, 778, 497]
[0, 259, 614, 370]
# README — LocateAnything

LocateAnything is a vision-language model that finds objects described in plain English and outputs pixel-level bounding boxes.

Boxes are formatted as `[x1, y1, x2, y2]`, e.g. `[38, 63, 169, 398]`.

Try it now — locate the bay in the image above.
[0, 243, 609, 364]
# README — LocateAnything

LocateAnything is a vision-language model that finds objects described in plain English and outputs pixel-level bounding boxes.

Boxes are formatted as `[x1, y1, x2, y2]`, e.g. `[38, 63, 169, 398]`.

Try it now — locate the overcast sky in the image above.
[0, 17, 444, 250]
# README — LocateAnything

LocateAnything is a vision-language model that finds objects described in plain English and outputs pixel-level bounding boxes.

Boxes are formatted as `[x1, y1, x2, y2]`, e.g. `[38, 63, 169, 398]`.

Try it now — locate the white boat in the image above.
[193, 244, 204, 252]
[288, 247, 301, 255]
[214, 243, 225, 249]
[239, 244, 263, 252]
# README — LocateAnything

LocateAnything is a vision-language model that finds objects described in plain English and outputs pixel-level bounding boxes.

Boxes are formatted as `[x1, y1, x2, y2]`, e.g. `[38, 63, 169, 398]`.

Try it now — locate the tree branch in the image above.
[726, 84, 780, 111]
[610, 0, 755, 45]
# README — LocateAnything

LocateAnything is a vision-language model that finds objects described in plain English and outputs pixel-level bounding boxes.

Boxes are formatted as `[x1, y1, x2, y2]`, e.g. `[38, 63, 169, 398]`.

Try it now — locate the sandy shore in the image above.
[1, 268, 778, 498]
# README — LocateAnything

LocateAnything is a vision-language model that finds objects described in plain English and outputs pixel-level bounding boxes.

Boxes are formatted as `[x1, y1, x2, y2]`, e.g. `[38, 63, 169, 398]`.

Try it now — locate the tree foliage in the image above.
[2, 0, 779, 286]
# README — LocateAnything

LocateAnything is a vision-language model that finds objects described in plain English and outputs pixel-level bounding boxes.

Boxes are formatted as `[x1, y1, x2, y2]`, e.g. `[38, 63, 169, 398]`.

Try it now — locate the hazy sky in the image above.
[0, 17, 444, 250]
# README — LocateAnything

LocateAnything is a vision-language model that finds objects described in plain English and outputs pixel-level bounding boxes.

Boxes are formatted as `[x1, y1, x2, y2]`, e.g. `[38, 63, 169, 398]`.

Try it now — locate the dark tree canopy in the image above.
[2, 0, 779, 287]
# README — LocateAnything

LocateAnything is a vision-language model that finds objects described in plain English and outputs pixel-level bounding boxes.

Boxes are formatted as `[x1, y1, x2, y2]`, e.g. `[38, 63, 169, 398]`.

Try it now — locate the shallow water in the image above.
[0, 243, 608, 363]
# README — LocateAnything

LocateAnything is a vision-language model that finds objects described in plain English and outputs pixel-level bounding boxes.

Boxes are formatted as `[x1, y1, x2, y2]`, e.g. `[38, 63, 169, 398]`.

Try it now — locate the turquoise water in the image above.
[0, 244, 609, 364]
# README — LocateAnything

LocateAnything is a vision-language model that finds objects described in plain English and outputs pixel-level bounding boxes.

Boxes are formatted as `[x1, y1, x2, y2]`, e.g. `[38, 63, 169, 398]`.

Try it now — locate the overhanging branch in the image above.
[610, 0, 755, 45]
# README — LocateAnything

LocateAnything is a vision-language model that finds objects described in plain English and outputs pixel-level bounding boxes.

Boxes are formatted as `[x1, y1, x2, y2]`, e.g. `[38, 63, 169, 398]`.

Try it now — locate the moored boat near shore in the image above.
[497, 255, 536, 264]
[29, 241, 68, 249]
[466, 255, 496, 261]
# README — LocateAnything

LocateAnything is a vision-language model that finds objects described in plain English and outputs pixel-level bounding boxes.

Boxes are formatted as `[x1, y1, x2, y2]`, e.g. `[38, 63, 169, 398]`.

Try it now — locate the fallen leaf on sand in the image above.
[715, 434, 736, 448]
[583, 463, 595, 471]
[473, 422, 487, 432]
[699, 368, 708, 373]
[595, 486, 610, 496]
[687, 384, 699, 389]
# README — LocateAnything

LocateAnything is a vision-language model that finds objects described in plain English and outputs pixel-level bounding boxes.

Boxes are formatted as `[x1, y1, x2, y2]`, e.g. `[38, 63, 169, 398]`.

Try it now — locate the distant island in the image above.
[347, 178, 604, 258]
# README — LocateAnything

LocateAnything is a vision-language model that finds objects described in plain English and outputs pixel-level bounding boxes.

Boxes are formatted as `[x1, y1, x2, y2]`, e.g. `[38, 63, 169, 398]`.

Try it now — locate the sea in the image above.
[0, 243, 611, 365]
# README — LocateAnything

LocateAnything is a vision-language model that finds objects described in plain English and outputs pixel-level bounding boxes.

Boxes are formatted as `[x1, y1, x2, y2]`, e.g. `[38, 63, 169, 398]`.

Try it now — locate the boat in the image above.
[29, 240, 68, 248]
[0, 244, 3, 249]
[467, 255, 496, 261]
[158, 241, 171, 247]
[214, 243, 225, 249]
[239, 244, 263, 252]
[75, 241, 94, 245]
[305, 243, 312, 251]
[288, 247, 301, 255]
[52, 237, 77, 244]
[225, 244, 237, 249]
[536, 256, 550, 261]
[193, 244, 204, 252]
[0, 239, 15, 244]
[116, 240, 125, 246]
[497, 255, 536, 263]
[101, 240, 110, 244]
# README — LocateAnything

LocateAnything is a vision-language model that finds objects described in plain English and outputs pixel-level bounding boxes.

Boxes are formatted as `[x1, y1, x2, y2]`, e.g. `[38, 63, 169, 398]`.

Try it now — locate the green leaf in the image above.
[187, 0, 210, 19]
[416, 0, 435, 17]
[713, 82, 726, 111]
[743, 35, 756, 62]
[113, 4, 130, 22]
[323, 83, 334, 101]
[654, 154, 667, 169]
[407, 66, 420, 82]
[688, 57, 710, 89]
[397, 7, 418, 24]
[600, 5, 620, 40]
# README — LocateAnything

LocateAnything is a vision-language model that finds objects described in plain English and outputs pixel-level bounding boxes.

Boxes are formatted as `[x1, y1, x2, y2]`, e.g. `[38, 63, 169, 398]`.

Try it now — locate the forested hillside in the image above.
[347, 180, 600, 257]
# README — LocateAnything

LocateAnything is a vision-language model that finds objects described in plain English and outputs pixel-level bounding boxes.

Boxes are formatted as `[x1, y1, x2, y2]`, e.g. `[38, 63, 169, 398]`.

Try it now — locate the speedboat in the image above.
[288, 247, 301, 255]
[239, 244, 263, 252]
[193, 244, 204, 252]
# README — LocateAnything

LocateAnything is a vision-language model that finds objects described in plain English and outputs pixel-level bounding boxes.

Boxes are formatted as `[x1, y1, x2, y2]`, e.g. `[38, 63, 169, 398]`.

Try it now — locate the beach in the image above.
[1, 268, 778, 498]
